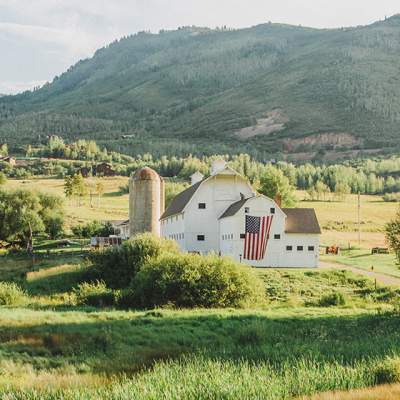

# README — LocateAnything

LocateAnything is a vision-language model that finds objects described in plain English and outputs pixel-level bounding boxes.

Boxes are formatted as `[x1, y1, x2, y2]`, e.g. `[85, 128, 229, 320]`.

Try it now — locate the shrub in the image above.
[374, 357, 400, 384]
[72, 281, 118, 307]
[71, 220, 113, 239]
[0, 282, 27, 306]
[126, 253, 265, 309]
[90, 233, 179, 289]
[318, 292, 346, 307]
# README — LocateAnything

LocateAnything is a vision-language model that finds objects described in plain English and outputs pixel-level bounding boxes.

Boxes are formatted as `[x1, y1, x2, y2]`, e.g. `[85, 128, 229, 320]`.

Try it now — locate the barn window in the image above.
[308, 246, 315, 252]
[286, 246, 293, 251]
[270, 208, 275, 214]
[297, 246, 304, 251]
[274, 234, 281, 240]
[197, 235, 205, 241]
[240, 234, 245, 239]
[198, 203, 206, 209]
[245, 207, 250, 214]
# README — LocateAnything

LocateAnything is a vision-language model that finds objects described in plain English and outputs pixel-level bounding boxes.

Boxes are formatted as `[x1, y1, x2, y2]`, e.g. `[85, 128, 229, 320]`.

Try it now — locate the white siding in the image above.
[160, 168, 320, 268]
[181, 174, 254, 254]
[219, 196, 319, 268]
[161, 214, 185, 250]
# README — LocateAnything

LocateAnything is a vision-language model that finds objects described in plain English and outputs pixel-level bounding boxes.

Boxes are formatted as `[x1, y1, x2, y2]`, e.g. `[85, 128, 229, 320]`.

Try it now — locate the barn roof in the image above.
[282, 208, 321, 234]
[219, 197, 250, 219]
[219, 199, 321, 235]
[161, 180, 203, 219]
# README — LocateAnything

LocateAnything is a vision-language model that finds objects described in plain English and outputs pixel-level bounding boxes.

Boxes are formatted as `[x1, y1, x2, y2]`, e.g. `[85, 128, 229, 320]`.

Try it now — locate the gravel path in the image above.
[319, 261, 400, 287]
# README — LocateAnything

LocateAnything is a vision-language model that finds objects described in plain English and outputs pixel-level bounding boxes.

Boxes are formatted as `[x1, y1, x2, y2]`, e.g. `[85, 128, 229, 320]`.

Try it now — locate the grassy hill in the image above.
[2, 16, 400, 159]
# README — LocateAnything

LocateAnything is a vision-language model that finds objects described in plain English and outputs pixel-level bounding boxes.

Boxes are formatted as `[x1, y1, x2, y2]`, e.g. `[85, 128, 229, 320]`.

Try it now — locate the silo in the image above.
[129, 167, 165, 237]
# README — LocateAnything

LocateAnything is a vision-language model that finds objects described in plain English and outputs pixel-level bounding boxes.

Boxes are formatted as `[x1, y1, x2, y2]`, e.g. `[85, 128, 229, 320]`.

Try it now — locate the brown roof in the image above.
[219, 198, 250, 219]
[133, 167, 160, 181]
[161, 180, 203, 219]
[282, 208, 321, 234]
[220, 200, 321, 235]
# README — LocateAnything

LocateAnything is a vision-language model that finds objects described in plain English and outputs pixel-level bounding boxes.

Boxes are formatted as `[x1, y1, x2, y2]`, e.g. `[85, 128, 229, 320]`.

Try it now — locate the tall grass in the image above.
[0, 355, 382, 399]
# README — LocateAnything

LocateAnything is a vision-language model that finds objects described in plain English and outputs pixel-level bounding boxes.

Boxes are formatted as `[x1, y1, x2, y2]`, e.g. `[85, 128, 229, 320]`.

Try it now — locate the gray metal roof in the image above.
[219, 198, 250, 219]
[161, 180, 203, 219]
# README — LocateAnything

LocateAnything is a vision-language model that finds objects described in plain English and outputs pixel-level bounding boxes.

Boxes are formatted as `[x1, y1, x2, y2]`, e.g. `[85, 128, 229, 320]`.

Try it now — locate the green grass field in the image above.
[2, 179, 400, 398]
[3, 177, 130, 229]
[321, 249, 399, 278]
[1, 245, 400, 398]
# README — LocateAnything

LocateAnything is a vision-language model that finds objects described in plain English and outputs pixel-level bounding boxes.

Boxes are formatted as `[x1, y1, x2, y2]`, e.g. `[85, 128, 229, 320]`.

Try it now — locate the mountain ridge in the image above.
[1, 16, 400, 160]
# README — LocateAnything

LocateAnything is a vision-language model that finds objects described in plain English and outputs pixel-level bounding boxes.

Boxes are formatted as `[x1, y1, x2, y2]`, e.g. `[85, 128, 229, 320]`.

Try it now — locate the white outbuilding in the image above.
[160, 160, 321, 268]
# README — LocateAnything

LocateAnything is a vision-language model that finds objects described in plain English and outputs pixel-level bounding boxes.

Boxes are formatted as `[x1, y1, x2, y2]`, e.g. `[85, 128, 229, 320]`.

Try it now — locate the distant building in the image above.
[159, 160, 321, 268]
[93, 163, 115, 177]
[0, 156, 16, 167]
[78, 167, 91, 178]
[109, 220, 130, 239]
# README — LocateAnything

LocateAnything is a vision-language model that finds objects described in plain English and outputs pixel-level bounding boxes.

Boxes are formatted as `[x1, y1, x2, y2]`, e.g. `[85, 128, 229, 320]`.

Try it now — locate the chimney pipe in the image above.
[274, 193, 282, 208]
[191, 171, 204, 186]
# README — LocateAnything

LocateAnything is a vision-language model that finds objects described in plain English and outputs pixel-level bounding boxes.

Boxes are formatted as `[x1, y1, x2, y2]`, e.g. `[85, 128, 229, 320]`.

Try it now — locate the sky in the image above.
[0, 0, 399, 94]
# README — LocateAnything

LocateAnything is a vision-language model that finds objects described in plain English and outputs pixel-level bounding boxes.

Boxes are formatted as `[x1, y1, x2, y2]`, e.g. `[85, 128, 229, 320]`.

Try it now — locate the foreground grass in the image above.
[0, 307, 399, 399]
[2, 242, 400, 398]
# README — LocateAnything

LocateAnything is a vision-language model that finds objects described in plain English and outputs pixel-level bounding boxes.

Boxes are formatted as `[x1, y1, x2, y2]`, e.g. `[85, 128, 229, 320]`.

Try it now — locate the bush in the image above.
[374, 357, 400, 384]
[318, 291, 347, 307]
[90, 233, 179, 289]
[126, 253, 265, 309]
[0, 282, 27, 306]
[72, 281, 118, 307]
[71, 220, 114, 239]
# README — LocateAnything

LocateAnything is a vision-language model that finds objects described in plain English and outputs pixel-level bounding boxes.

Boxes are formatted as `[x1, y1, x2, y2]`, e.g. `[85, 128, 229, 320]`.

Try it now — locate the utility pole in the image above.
[358, 192, 361, 247]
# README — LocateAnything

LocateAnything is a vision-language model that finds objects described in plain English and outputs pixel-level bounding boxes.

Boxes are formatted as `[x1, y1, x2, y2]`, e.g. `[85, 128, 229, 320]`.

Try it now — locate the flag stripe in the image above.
[244, 215, 274, 261]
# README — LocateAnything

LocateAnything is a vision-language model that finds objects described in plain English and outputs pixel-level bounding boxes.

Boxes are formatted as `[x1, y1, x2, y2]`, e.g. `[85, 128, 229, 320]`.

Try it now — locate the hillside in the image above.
[2, 16, 400, 159]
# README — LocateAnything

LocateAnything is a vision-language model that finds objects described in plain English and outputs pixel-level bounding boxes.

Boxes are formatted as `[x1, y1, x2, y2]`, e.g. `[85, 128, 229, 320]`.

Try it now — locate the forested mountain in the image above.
[1, 16, 400, 160]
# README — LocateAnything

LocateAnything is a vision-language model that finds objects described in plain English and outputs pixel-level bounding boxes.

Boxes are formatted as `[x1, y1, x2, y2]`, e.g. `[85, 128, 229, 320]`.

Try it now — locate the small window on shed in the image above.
[198, 203, 206, 209]
[297, 246, 304, 251]
[308, 246, 315, 252]
[270, 208, 275, 214]
[197, 235, 205, 241]
[245, 207, 250, 214]
[286, 246, 293, 251]
[274, 234, 281, 240]
[240, 233, 245, 239]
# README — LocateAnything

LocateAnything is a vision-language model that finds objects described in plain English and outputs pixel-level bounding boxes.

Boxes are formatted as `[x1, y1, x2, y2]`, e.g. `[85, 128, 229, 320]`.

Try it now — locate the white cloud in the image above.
[0, 22, 96, 56]
[0, 80, 46, 95]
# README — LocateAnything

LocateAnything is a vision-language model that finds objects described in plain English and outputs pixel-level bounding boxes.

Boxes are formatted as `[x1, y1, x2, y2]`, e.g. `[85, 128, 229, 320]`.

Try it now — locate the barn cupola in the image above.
[210, 159, 227, 175]
[191, 171, 204, 186]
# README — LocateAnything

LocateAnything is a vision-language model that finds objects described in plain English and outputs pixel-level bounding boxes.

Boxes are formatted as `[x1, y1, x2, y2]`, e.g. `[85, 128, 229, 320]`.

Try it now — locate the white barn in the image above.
[160, 161, 321, 268]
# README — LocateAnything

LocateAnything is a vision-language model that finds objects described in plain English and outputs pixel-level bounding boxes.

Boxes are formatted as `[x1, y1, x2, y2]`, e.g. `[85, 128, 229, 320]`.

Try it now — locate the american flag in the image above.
[244, 215, 273, 260]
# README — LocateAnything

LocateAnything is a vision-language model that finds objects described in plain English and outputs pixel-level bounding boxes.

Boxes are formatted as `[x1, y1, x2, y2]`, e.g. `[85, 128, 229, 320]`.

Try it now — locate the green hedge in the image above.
[90, 233, 179, 288]
[124, 253, 265, 309]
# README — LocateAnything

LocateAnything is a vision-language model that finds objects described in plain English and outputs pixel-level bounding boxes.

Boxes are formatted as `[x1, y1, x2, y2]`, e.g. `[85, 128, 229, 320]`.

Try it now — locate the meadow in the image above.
[1, 242, 400, 399]
[2, 178, 400, 398]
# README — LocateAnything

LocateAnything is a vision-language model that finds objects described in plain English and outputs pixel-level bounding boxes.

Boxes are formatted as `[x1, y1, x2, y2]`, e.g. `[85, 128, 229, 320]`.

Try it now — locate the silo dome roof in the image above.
[133, 167, 160, 181]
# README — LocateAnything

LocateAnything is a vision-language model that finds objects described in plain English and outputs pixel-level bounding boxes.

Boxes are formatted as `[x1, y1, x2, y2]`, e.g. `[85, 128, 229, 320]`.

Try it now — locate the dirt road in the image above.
[320, 261, 400, 287]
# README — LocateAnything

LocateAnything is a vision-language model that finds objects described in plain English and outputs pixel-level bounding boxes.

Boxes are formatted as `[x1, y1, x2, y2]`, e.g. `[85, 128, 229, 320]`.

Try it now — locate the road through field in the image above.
[320, 261, 400, 287]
